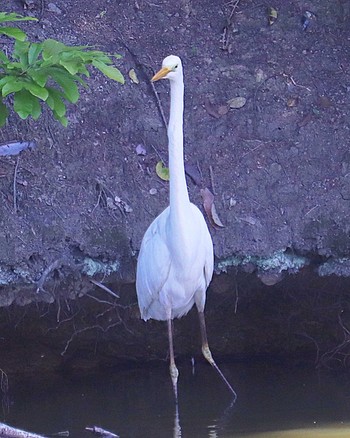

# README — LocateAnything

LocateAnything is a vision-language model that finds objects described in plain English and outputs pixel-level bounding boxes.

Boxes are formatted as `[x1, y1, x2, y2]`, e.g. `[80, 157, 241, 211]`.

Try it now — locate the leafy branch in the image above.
[0, 12, 124, 127]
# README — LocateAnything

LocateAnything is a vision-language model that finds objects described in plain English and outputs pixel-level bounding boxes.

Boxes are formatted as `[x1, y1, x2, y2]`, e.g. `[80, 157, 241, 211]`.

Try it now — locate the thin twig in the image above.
[221, 0, 241, 50]
[209, 165, 216, 195]
[149, 142, 166, 165]
[90, 279, 120, 299]
[150, 81, 168, 130]
[228, 0, 241, 21]
[13, 157, 19, 214]
[91, 184, 103, 213]
[38, 0, 45, 22]
[305, 205, 319, 216]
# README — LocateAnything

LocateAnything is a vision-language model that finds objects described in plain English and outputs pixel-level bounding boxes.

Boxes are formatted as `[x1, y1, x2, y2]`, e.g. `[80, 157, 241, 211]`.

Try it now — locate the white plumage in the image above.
[137, 203, 213, 321]
[136, 55, 236, 401]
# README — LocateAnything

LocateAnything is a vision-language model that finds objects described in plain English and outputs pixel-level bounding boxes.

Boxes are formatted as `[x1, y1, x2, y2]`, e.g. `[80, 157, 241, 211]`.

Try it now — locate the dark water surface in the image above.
[4, 360, 350, 437]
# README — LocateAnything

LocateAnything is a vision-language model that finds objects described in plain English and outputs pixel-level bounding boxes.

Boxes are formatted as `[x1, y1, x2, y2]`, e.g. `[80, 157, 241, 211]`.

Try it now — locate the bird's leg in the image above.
[198, 311, 237, 401]
[167, 318, 179, 402]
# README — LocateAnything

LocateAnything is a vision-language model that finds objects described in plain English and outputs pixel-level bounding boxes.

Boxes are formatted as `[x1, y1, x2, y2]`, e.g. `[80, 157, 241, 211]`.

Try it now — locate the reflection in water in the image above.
[238, 424, 350, 437]
[4, 361, 350, 437]
[173, 403, 181, 438]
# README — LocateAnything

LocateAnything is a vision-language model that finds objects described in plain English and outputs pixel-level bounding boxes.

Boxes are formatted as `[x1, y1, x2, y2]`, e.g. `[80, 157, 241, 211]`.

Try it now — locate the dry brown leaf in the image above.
[201, 187, 225, 229]
[298, 113, 313, 127]
[204, 98, 221, 119]
[128, 68, 139, 84]
[218, 105, 229, 116]
[287, 97, 298, 108]
[317, 95, 332, 109]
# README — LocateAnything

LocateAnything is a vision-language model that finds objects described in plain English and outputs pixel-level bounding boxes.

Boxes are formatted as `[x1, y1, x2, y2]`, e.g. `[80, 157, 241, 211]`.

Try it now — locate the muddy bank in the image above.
[1, 266, 350, 376]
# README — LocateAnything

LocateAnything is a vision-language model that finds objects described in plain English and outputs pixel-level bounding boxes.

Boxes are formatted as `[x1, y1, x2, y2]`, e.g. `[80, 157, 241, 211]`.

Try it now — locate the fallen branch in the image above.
[89, 279, 120, 299]
[85, 426, 119, 437]
[0, 422, 46, 438]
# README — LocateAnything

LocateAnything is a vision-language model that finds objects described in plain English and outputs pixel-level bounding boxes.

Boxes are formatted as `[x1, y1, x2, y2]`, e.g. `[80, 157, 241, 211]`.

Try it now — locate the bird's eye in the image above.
[174, 64, 178, 69]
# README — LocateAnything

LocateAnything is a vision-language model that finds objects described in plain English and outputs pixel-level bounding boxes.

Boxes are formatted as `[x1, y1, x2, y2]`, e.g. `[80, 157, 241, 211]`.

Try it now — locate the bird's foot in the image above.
[202, 344, 214, 365]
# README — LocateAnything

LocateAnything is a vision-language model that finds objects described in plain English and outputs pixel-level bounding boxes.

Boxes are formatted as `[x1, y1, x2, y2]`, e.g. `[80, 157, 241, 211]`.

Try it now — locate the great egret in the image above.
[136, 55, 236, 401]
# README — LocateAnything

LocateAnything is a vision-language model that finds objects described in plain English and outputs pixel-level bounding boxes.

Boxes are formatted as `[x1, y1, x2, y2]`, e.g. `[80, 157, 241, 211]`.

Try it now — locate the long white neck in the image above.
[168, 76, 190, 222]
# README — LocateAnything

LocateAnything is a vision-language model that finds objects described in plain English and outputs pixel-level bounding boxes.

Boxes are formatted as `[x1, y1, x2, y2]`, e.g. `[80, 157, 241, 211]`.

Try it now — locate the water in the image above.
[3, 360, 350, 437]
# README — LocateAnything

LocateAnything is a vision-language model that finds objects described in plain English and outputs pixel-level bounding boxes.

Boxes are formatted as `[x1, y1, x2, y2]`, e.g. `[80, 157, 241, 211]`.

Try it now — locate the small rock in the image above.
[290, 146, 299, 156]
[255, 68, 266, 83]
[229, 197, 237, 208]
[227, 96, 247, 109]
[47, 3, 62, 14]
[149, 188, 157, 195]
[269, 162, 282, 174]
[106, 197, 116, 210]
[135, 144, 146, 156]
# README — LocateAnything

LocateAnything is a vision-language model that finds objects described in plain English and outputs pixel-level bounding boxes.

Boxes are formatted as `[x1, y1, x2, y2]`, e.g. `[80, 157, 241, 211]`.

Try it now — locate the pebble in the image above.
[47, 3, 62, 14]
[227, 96, 247, 109]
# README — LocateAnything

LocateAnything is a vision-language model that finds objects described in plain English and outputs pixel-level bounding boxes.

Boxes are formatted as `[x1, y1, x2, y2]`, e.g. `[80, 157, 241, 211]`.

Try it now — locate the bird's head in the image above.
[151, 55, 182, 82]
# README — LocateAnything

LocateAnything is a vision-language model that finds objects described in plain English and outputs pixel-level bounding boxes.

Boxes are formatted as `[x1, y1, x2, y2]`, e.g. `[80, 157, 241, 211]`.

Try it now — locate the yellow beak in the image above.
[151, 66, 172, 82]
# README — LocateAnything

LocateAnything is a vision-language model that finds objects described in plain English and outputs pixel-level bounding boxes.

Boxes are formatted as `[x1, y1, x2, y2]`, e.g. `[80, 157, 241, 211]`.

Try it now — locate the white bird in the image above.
[136, 55, 236, 401]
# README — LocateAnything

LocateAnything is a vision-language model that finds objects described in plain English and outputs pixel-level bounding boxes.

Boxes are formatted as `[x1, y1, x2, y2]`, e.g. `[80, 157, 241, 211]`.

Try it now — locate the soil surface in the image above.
[1, 0, 350, 372]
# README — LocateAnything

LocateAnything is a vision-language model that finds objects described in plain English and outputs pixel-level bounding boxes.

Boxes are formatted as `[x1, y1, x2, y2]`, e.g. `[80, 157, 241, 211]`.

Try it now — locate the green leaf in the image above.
[0, 101, 9, 126]
[92, 60, 124, 83]
[0, 12, 37, 24]
[42, 39, 73, 62]
[27, 68, 49, 87]
[156, 161, 170, 181]
[59, 58, 81, 75]
[0, 26, 27, 41]
[88, 51, 113, 65]
[49, 68, 79, 103]
[2, 77, 25, 97]
[13, 40, 30, 66]
[46, 87, 66, 117]
[30, 96, 41, 120]
[21, 80, 48, 100]
[28, 43, 43, 65]
[0, 76, 13, 88]
[5, 62, 23, 70]
[0, 51, 9, 63]
[43, 39, 89, 58]
[76, 64, 90, 77]
[52, 111, 68, 127]
[13, 89, 38, 119]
